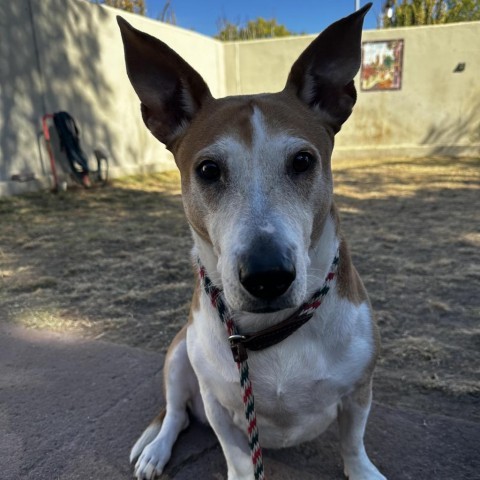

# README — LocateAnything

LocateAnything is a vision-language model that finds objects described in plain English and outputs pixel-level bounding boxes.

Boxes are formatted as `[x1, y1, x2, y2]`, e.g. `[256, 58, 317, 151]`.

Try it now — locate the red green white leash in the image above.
[198, 247, 340, 479]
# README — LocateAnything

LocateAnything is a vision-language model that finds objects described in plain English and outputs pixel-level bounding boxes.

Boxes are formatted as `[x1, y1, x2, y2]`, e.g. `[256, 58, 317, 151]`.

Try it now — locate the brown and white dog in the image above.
[118, 4, 386, 479]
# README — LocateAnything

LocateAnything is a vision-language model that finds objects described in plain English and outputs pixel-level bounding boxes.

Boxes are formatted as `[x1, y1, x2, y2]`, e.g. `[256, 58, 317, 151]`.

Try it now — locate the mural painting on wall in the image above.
[361, 40, 404, 91]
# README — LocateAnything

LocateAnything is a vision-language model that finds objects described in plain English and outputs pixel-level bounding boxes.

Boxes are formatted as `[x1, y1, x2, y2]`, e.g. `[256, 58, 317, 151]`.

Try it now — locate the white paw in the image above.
[133, 439, 171, 480]
[130, 424, 162, 465]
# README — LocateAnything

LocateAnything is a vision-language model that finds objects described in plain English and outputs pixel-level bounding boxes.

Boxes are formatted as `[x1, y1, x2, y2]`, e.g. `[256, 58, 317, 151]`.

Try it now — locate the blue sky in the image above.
[144, 1, 385, 36]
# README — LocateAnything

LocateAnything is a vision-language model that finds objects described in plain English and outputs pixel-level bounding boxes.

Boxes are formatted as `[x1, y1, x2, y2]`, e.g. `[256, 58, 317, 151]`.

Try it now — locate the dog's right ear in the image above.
[117, 17, 213, 148]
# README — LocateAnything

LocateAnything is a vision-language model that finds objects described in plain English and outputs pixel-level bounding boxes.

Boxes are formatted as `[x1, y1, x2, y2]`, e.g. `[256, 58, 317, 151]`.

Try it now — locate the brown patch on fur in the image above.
[337, 241, 369, 306]
[337, 250, 381, 410]
[188, 222, 213, 245]
[161, 279, 200, 401]
[347, 381, 372, 409]
[175, 90, 335, 175]
[164, 279, 199, 370]
[329, 203, 381, 407]
[310, 196, 332, 247]
[330, 204, 368, 306]
[335, 226, 381, 401]
[150, 408, 166, 427]
[166, 323, 188, 359]
[171, 97, 260, 245]
[174, 96, 258, 169]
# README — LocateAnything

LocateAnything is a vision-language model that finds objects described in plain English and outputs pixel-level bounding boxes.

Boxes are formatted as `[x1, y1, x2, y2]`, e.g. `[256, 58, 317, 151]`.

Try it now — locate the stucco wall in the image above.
[0, 0, 224, 195]
[1, 1, 478, 195]
[222, 21, 480, 159]
[345, 23, 480, 158]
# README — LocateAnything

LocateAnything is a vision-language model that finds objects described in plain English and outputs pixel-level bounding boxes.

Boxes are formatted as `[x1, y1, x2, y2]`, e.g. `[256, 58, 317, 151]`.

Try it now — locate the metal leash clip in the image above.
[228, 334, 248, 362]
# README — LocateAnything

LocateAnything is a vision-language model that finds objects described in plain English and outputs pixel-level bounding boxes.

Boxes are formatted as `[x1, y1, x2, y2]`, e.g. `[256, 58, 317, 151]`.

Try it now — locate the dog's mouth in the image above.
[241, 304, 291, 314]
[233, 290, 302, 315]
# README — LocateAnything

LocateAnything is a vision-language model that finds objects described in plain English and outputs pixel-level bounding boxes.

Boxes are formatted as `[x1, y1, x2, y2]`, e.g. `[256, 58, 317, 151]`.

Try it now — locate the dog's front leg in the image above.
[338, 382, 386, 480]
[202, 391, 253, 480]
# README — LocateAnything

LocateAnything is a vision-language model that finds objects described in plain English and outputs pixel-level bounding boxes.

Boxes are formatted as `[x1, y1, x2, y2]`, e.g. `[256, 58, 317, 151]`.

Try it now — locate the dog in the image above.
[118, 3, 386, 479]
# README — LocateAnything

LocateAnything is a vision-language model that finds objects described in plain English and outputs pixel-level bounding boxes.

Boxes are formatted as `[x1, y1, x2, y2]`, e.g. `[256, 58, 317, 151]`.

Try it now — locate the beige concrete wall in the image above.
[223, 21, 480, 159]
[343, 22, 480, 158]
[1, 2, 478, 196]
[0, 0, 224, 195]
[223, 36, 312, 96]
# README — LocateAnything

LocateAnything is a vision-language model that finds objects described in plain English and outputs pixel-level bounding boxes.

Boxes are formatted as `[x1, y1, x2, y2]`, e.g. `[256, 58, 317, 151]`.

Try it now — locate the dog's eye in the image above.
[292, 152, 314, 173]
[197, 160, 221, 181]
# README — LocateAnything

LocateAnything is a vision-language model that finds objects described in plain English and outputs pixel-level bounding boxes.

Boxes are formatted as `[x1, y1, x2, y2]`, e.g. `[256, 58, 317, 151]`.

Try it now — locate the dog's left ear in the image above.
[285, 3, 371, 133]
[117, 17, 213, 148]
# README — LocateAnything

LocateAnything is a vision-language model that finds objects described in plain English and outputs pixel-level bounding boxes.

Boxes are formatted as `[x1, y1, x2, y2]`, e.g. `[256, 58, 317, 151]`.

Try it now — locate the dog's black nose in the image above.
[239, 246, 296, 300]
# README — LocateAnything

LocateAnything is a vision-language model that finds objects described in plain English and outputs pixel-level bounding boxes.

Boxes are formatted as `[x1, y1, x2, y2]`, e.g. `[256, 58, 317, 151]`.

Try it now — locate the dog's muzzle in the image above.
[238, 240, 296, 300]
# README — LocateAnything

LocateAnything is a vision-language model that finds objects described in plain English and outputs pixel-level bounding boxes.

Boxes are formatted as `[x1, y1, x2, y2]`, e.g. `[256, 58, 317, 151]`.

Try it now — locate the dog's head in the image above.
[118, 5, 370, 313]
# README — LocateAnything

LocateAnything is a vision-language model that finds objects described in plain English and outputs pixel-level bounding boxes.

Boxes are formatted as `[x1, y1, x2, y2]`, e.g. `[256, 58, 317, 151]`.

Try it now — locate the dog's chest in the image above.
[231, 330, 366, 447]
[189, 298, 373, 448]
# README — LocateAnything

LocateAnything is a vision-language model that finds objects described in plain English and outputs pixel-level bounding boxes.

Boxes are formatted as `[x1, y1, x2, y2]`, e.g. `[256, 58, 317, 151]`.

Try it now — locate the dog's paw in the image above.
[133, 439, 171, 480]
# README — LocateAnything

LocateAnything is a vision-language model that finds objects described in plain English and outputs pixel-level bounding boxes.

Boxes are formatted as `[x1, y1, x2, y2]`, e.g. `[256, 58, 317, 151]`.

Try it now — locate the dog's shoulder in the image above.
[337, 237, 369, 306]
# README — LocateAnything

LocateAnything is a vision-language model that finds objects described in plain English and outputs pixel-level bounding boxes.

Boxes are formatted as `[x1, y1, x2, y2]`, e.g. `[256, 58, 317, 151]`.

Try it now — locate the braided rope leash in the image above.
[198, 266, 264, 479]
[198, 247, 340, 480]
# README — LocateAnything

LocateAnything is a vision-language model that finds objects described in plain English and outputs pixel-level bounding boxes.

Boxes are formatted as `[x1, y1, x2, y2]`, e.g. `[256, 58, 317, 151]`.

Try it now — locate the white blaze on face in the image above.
[194, 106, 325, 312]
[260, 223, 276, 235]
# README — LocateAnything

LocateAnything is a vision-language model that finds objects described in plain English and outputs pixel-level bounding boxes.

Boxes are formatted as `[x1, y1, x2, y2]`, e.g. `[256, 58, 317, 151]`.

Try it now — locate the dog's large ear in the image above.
[285, 3, 371, 133]
[117, 17, 213, 148]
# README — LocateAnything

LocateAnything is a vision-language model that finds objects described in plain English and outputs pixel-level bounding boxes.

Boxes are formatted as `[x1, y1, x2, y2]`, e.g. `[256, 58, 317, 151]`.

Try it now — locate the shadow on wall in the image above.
[422, 98, 480, 156]
[0, 0, 116, 188]
[1, 0, 39, 183]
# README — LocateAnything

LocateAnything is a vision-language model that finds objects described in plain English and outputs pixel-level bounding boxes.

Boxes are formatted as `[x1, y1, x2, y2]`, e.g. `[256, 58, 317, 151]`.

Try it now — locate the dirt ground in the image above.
[1, 157, 479, 422]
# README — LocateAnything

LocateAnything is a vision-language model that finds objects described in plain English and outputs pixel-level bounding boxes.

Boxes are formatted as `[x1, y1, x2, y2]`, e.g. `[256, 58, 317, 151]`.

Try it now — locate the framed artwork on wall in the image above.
[361, 40, 404, 91]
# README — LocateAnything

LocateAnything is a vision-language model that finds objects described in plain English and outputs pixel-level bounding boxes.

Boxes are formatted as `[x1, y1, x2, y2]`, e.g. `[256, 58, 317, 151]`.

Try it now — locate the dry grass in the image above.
[0, 171, 192, 348]
[1, 156, 479, 420]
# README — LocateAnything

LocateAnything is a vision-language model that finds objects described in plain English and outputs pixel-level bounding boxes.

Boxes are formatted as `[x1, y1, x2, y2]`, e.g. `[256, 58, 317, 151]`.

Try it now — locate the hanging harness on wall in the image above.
[53, 111, 90, 185]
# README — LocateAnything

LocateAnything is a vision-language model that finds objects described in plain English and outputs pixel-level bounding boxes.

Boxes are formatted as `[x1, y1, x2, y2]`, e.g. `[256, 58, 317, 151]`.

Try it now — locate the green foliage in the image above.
[445, 0, 480, 21]
[216, 17, 297, 41]
[382, 0, 480, 27]
[92, 0, 146, 15]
